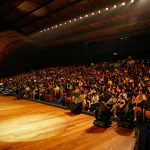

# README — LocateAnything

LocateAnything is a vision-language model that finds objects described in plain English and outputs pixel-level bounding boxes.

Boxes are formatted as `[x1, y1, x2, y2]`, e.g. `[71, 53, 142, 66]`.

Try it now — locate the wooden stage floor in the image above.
[0, 96, 135, 150]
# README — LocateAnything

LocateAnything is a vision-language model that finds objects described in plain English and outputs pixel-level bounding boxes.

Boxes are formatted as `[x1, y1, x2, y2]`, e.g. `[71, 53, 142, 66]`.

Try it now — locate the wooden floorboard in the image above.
[0, 96, 135, 150]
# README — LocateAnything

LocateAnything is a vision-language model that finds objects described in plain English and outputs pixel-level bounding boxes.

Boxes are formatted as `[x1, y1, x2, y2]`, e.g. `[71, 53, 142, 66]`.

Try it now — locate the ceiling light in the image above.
[60, 24, 62, 26]
[44, 29, 46, 31]
[105, 8, 108, 10]
[69, 20, 71, 22]
[64, 22, 66, 24]
[98, 10, 101, 13]
[47, 28, 49, 30]
[74, 18, 76, 21]
[91, 12, 94, 15]
[114, 5, 117, 8]
[40, 31, 42, 32]
[113, 52, 118, 56]
[131, 0, 134, 3]
[55, 25, 57, 28]
[85, 14, 88, 17]
[79, 16, 82, 19]
[122, 2, 125, 6]
[51, 26, 53, 28]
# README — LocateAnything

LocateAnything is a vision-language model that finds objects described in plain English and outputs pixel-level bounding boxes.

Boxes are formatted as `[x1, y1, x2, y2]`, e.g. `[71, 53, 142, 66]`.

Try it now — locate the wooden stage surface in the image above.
[0, 96, 135, 150]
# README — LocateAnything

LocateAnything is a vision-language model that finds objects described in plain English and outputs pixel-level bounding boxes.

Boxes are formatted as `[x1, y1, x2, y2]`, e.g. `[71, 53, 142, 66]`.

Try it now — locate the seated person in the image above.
[133, 90, 147, 122]
[106, 94, 117, 109]
[111, 95, 126, 118]
[80, 90, 87, 110]
[71, 87, 81, 104]
[87, 92, 99, 112]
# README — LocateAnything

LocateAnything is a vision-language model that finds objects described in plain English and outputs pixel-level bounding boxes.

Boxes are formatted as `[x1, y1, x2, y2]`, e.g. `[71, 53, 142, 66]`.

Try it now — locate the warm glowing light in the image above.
[51, 26, 53, 28]
[38, 0, 133, 33]
[122, 2, 125, 6]
[47, 28, 49, 30]
[0, 114, 65, 142]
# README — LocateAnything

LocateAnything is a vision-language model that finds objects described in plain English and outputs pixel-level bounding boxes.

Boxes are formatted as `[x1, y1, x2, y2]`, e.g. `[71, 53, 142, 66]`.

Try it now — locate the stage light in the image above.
[37, 0, 135, 34]
[122, 2, 125, 6]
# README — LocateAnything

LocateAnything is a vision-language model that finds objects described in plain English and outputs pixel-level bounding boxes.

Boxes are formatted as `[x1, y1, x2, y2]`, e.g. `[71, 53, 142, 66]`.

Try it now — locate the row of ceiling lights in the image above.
[40, 0, 134, 33]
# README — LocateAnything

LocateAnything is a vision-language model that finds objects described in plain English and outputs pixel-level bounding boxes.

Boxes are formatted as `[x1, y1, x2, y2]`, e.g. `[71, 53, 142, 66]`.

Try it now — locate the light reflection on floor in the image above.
[0, 114, 66, 142]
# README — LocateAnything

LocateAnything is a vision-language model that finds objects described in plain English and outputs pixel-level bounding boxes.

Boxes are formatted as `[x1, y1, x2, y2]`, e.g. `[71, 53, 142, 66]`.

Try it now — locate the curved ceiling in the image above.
[0, 0, 150, 47]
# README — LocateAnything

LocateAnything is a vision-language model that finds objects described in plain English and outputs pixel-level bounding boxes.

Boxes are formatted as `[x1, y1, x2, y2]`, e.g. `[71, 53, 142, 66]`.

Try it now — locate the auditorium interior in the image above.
[0, 0, 150, 150]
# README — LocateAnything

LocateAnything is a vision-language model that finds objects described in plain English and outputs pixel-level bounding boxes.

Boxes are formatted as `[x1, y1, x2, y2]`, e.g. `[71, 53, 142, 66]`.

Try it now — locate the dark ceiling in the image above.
[0, 0, 150, 47]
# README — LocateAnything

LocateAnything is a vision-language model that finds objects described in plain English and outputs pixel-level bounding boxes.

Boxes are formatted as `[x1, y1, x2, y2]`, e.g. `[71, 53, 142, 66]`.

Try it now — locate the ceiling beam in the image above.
[1, 0, 25, 17]
[18, 0, 84, 30]
[12, 0, 54, 25]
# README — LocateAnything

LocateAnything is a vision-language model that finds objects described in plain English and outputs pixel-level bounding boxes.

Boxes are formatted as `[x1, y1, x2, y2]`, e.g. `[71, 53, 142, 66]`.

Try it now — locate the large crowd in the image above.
[0, 57, 149, 121]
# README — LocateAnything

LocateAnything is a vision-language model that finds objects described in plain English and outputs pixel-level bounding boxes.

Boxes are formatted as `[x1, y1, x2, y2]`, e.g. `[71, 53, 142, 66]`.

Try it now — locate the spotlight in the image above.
[64, 22, 66, 24]
[105, 8, 108, 10]
[114, 5, 117, 8]
[122, 2, 125, 6]
[131, 0, 134, 3]
[69, 20, 72, 22]
[98, 10, 101, 13]
[79, 16, 82, 19]
[51, 26, 53, 28]
[74, 18, 76, 21]
[40, 31, 42, 32]
[91, 12, 94, 15]
[85, 14, 88, 17]
[60, 24, 62, 26]
[55, 25, 57, 28]
[47, 28, 49, 30]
